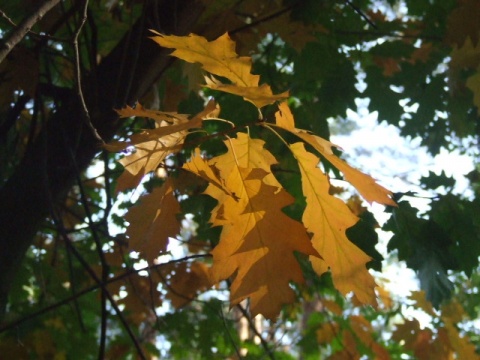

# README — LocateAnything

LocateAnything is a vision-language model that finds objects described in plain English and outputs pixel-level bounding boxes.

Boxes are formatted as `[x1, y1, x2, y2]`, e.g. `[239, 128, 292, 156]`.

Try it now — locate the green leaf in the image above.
[420, 171, 456, 190]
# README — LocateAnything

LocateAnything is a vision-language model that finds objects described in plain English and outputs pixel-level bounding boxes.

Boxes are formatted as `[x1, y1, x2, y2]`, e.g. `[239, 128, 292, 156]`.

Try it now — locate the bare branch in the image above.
[72, 0, 104, 144]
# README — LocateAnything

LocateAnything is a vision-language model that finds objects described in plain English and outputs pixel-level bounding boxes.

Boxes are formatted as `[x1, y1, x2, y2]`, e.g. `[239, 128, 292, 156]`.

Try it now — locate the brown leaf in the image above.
[162, 262, 212, 308]
[125, 179, 180, 263]
[446, 0, 480, 47]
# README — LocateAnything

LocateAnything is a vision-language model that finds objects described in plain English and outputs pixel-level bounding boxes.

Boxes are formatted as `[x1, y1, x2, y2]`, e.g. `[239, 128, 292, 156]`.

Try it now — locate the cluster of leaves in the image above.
[1, 0, 480, 359]
[111, 31, 396, 320]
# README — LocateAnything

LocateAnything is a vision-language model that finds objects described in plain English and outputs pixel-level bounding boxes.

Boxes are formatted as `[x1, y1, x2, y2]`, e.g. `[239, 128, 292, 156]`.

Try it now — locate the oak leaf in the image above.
[182, 133, 318, 318]
[109, 101, 216, 192]
[150, 31, 288, 107]
[125, 179, 180, 263]
[443, 319, 479, 359]
[208, 166, 318, 319]
[182, 148, 232, 199]
[274, 102, 396, 206]
[290, 142, 377, 306]
[204, 75, 289, 108]
[211, 132, 282, 189]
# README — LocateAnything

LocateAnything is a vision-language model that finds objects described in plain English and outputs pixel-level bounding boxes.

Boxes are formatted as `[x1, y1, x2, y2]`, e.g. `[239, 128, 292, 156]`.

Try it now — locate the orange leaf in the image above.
[208, 167, 317, 319]
[290, 142, 377, 306]
[125, 179, 180, 263]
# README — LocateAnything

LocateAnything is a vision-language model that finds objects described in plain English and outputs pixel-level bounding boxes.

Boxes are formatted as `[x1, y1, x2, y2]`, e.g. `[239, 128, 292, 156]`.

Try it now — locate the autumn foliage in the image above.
[2, 1, 480, 359]
[109, 32, 396, 319]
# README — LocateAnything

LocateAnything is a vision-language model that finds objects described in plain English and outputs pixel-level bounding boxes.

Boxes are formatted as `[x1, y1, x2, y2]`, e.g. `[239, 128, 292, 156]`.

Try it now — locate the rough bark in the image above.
[0, 0, 205, 317]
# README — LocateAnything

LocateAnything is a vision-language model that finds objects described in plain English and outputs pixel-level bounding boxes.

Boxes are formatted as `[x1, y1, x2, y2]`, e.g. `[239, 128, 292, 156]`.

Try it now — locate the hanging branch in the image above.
[71, 0, 104, 144]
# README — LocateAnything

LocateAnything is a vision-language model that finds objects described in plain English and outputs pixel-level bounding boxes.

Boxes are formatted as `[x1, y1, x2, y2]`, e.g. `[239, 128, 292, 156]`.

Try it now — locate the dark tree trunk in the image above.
[0, 0, 205, 317]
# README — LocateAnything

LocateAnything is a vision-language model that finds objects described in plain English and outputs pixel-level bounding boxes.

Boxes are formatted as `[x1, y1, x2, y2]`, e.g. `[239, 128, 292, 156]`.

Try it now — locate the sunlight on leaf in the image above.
[150, 31, 288, 107]
[290, 142, 377, 306]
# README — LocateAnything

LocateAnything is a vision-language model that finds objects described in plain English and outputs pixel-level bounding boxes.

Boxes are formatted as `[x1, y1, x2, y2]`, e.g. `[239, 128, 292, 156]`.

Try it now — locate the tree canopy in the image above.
[0, 0, 479, 358]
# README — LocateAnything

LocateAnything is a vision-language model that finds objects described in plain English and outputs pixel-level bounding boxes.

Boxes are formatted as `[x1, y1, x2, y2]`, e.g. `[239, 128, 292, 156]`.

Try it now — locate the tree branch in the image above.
[0, 0, 61, 64]
[0, 0, 206, 319]
[0, 254, 210, 333]
[71, 0, 104, 144]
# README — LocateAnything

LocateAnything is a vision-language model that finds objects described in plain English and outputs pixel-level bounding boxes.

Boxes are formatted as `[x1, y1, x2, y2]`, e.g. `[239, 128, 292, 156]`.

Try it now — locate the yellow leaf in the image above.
[125, 179, 180, 263]
[150, 31, 288, 108]
[274, 102, 295, 130]
[112, 101, 215, 192]
[323, 154, 396, 206]
[115, 102, 190, 123]
[116, 136, 183, 192]
[201, 133, 285, 228]
[274, 102, 396, 206]
[207, 165, 317, 319]
[290, 142, 377, 306]
[151, 31, 258, 86]
[182, 148, 233, 199]
[204, 75, 289, 108]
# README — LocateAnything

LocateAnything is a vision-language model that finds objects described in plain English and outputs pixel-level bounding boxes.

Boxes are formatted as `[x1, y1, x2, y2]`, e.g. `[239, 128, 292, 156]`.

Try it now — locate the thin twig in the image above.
[74, 169, 108, 359]
[345, 0, 377, 29]
[219, 305, 243, 358]
[72, 0, 104, 144]
[0, 0, 61, 64]
[230, 3, 298, 35]
[235, 302, 276, 360]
